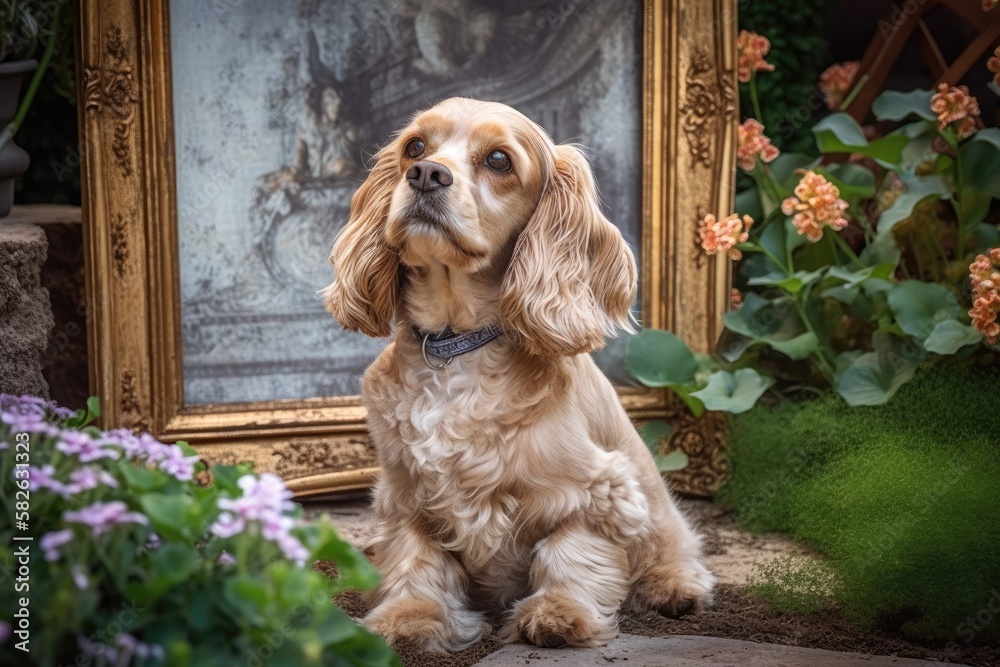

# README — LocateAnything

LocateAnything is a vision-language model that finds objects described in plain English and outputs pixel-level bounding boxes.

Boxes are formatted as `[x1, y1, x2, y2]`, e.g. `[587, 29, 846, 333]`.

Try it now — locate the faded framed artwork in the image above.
[79, 0, 737, 496]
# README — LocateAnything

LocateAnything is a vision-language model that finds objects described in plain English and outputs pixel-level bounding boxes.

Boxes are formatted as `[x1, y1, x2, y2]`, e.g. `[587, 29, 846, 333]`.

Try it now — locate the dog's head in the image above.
[322, 97, 636, 357]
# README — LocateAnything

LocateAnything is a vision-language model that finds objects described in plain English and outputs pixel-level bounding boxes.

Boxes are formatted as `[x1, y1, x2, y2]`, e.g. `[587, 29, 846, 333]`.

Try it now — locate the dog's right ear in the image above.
[320, 141, 402, 338]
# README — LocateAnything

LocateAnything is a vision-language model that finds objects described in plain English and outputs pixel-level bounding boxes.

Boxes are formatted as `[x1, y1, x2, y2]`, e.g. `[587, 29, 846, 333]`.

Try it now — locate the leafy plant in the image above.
[0, 394, 398, 667]
[628, 41, 1000, 410]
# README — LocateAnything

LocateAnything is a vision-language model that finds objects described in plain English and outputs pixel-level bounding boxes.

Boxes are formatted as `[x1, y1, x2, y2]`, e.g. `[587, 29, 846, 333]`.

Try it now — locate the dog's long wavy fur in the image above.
[321, 98, 715, 652]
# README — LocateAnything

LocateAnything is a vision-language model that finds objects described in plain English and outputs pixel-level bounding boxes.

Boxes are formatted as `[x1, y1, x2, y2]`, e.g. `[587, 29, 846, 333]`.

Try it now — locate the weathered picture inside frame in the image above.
[170, 0, 643, 405]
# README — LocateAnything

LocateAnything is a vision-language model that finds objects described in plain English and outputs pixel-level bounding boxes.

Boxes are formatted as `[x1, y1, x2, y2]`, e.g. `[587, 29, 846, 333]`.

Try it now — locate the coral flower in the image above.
[930, 83, 980, 139]
[781, 171, 849, 242]
[819, 61, 860, 110]
[699, 213, 754, 260]
[737, 30, 774, 83]
[736, 119, 780, 171]
[969, 251, 1000, 345]
[988, 46, 1000, 87]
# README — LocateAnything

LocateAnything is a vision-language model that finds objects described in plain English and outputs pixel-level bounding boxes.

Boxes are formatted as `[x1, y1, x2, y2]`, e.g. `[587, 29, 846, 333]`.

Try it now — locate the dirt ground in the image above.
[310, 497, 999, 667]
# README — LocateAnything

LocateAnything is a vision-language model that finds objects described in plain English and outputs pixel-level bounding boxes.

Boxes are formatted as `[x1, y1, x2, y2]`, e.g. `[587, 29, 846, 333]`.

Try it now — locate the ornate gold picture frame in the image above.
[78, 0, 737, 496]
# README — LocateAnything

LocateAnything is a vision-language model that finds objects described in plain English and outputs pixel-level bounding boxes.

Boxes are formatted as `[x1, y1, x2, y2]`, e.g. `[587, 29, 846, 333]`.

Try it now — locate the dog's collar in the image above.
[411, 323, 503, 369]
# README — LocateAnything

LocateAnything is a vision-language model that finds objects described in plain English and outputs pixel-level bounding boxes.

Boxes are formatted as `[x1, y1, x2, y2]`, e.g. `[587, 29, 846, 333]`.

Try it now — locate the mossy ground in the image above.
[718, 365, 1000, 643]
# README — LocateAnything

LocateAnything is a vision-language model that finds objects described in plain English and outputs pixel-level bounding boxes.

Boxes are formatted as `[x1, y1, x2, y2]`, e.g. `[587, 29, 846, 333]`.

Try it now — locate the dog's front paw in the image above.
[364, 597, 485, 653]
[503, 593, 616, 648]
[629, 558, 716, 618]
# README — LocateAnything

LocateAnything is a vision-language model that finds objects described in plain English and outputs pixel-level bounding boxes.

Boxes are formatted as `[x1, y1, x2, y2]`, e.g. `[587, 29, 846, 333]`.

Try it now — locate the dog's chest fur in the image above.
[369, 343, 568, 599]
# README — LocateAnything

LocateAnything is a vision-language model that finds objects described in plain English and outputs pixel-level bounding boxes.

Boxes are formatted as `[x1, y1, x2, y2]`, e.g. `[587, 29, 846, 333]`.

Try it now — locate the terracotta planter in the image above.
[0, 59, 38, 218]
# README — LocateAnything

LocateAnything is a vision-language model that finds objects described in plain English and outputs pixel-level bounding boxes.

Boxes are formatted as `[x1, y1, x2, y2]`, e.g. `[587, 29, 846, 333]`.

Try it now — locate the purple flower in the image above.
[25, 465, 70, 497]
[71, 565, 89, 590]
[64, 501, 148, 537]
[40, 529, 74, 561]
[99, 429, 142, 457]
[145, 532, 161, 551]
[218, 550, 236, 565]
[212, 473, 308, 565]
[0, 620, 10, 643]
[56, 431, 121, 463]
[157, 444, 199, 481]
[67, 466, 119, 493]
[210, 511, 245, 538]
[276, 531, 310, 567]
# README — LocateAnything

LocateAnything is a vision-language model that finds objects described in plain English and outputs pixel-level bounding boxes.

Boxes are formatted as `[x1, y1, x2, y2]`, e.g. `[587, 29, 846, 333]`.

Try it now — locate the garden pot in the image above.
[0, 59, 37, 218]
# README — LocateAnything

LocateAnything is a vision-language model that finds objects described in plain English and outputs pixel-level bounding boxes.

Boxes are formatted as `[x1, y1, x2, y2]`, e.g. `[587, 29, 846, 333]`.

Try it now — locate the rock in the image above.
[0, 222, 53, 397]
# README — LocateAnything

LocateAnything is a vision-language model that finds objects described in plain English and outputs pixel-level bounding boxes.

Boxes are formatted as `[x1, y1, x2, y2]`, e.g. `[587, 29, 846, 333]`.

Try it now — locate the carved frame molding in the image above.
[79, 0, 737, 496]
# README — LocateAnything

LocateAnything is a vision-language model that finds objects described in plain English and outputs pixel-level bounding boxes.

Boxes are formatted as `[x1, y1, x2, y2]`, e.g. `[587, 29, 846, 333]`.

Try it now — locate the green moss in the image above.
[719, 365, 1000, 642]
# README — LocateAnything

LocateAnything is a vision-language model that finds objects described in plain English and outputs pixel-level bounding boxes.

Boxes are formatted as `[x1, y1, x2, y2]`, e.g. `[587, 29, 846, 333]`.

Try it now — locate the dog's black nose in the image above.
[406, 160, 453, 192]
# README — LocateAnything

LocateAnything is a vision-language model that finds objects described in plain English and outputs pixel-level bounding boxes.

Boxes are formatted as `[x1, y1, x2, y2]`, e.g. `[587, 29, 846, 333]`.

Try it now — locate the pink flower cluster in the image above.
[737, 119, 779, 171]
[969, 249, 1000, 345]
[210, 473, 310, 566]
[0, 394, 73, 438]
[100, 430, 200, 481]
[27, 464, 117, 499]
[781, 171, 849, 242]
[737, 30, 774, 83]
[699, 213, 754, 260]
[819, 61, 860, 110]
[930, 83, 980, 140]
[64, 500, 148, 538]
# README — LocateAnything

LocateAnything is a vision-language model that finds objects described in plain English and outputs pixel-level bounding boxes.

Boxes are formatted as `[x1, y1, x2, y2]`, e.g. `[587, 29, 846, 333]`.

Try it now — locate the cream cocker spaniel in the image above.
[322, 97, 715, 652]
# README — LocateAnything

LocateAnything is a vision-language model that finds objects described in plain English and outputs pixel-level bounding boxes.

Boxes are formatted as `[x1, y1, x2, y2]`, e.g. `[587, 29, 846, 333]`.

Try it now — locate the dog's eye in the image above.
[405, 138, 425, 159]
[485, 150, 512, 173]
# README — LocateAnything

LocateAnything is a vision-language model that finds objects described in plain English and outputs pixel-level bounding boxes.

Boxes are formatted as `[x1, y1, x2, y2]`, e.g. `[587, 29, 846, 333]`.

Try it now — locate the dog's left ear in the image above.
[499, 144, 637, 357]
[319, 141, 402, 337]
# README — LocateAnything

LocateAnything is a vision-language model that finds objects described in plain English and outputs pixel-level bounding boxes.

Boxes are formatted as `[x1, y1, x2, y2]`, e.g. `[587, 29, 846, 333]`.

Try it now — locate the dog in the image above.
[321, 97, 715, 652]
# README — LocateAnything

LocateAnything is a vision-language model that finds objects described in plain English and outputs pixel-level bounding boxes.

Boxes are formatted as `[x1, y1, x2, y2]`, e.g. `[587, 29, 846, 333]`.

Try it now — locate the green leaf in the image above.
[970, 127, 1000, 152]
[735, 185, 764, 224]
[922, 320, 983, 355]
[653, 450, 689, 473]
[887, 280, 962, 341]
[747, 269, 824, 294]
[858, 233, 901, 268]
[224, 575, 270, 624]
[818, 163, 876, 200]
[151, 543, 199, 583]
[871, 89, 936, 122]
[626, 329, 698, 387]
[959, 140, 1000, 225]
[876, 174, 950, 237]
[638, 420, 687, 471]
[119, 461, 169, 492]
[307, 520, 381, 592]
[672, 386, 706, 419]
[638, 420, 674, 448]
[813, 113, 908, 165]
[139, 494, 202, 542]
[835, 332, 922, 406]
[768, 153, 819, 190]
[826, 263, 895, 287]
[690, 369, 774, 414]
[723, 294, 816, 360]
[767, 331, 820, 360]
